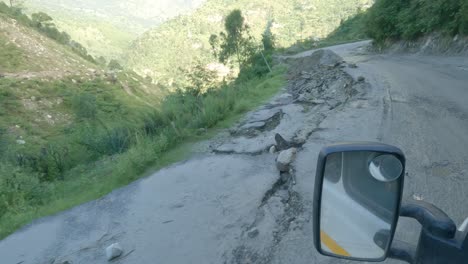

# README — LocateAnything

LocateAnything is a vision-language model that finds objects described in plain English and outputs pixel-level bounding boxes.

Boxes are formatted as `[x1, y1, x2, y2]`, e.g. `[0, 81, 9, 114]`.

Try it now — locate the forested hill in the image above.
[365, 0, 468, 43]
[125, 0, 373, 86]
[3, 0, 206, 59]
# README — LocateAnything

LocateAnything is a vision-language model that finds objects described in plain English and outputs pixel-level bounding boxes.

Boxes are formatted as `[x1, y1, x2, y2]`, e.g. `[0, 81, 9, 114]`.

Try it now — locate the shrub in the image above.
[108, 59, 124, 71]
[72, 93, 97, 120]
[142, 110, 167, 136]
[459, 1, 468, 34]
[0, 163, 48, 218]
[80, 126, 132, 156]
[35, 144, 70, 181]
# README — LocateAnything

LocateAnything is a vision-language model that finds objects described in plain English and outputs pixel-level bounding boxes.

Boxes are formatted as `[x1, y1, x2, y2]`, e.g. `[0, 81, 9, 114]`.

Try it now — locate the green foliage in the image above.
[72, 92, 97, 120]
[96, 56, 107, 66]
[0, 35, 28, 71]
[126, 0, 373, 86]
[34, 144, 70, 181]
[216, 10, 256, 68]
[0, 163, 48, 218]
[262, 21, 275, 52]
[0, 2, 95, 62]
[31, 11, 53, 27]
[208, 9, 274, 81]
[0, 56, 285, 238]
[458, 0, 468, 34]
[108, 59, 124, 70]
[79, 126, 132, 156]
[366, 0, 467, 43]
[183, 63, 218, 96]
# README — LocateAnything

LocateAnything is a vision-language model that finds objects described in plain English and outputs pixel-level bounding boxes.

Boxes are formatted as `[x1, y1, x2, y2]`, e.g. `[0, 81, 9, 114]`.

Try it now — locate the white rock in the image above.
[276, 148, 297, 172]
[16, 139, 26, 145]
[106, 243, 123, 261]
[269, 145, 277, 154]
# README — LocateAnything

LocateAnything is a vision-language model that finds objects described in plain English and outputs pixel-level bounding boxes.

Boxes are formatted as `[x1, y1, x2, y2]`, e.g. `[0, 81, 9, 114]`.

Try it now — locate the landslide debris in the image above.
[213, 49, 366, 156]
[223, 49, 369, 263]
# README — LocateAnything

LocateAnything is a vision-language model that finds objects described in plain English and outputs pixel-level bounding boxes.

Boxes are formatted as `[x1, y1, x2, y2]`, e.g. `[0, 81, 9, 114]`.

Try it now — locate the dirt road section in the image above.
[1, 41, 468, 264]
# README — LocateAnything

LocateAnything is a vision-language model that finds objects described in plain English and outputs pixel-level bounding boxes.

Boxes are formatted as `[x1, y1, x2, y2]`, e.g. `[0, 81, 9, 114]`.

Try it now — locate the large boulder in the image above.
[276, 148, 297, 172]
[275, 133, 290, 151]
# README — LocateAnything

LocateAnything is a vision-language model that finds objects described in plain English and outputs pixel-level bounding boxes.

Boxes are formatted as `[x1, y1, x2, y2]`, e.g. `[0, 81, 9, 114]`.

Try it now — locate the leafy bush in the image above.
[459, 0, 468, 34]
[35, 144, 70, 181]
[142, 110, 167, 136]
[79, 126, 133, 156]
[0, 163, 48, 217]
[108, 59, 123, 71]
[72, 93, 98, 120]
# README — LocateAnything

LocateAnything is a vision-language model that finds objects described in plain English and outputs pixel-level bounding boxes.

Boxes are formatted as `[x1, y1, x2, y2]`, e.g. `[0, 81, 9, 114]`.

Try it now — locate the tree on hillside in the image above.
[216, 9, 255, 68]
[108, 59, 123, 71]
[31, 12, 54, 28]
[209, 34, 220, 59]
[262, 20, 275, 52]
[458, 0, 468, 34]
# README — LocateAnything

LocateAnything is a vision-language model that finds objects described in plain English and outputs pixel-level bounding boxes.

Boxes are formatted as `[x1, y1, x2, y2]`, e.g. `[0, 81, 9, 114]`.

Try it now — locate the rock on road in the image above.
[1, 41, 468, 264]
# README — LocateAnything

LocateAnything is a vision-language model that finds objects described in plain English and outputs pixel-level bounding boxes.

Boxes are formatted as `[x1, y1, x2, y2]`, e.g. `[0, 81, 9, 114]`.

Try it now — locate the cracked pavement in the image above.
[1, 41, 468, 264]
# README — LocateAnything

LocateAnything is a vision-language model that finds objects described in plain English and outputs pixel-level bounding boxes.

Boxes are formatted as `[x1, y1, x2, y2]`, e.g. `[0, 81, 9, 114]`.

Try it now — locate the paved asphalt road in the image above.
[1, 41, 467, 264]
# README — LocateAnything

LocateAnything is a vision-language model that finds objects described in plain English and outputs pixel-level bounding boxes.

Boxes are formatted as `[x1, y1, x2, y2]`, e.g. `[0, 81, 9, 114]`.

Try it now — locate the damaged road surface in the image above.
[2, 41, 468, 264]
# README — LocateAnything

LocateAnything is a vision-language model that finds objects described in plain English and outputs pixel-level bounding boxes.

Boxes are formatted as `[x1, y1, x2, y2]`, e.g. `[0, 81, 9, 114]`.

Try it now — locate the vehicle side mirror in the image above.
[313, 142, 405, 262]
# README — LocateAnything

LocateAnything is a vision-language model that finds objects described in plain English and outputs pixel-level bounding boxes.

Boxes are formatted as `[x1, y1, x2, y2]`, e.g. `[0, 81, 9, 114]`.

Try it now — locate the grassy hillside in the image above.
[0, 14, 95, 74]
[0, 5, 163, 237]
[0, 4, 287, 238]
[36, 14, 136, 60]
[10, 0, 207, 60]
[125, 0, 373, 86]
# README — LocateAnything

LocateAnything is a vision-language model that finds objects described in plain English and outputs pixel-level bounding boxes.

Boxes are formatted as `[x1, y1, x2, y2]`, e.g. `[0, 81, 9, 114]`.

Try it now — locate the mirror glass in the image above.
[319, 151, 402, 260]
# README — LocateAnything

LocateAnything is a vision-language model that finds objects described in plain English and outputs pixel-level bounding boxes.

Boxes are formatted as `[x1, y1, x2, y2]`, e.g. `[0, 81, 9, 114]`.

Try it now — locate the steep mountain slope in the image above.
[0, 13, 97, 76]
[0, 10, 162, 177]
[125, 0, 373, 85]
[11, 0, 206, 59]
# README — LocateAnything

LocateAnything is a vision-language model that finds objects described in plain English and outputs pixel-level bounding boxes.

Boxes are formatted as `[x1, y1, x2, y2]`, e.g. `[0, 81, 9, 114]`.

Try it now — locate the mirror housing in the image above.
[313, 142, 405, 262]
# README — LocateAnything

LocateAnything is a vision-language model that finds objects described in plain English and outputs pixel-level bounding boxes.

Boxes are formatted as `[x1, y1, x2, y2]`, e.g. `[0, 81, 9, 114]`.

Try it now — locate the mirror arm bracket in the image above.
[399, 200, 456, 239]
[388, 240, 416, 264]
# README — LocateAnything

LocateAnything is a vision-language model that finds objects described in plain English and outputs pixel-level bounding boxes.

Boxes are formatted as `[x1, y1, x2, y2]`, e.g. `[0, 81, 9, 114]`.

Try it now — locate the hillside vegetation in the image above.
[366, 0, 468, 43]
[295, 0, 468, 51]
[0, 6, 285, 238]
[125, 0, 373, 86]
[11, 0, 206, 60]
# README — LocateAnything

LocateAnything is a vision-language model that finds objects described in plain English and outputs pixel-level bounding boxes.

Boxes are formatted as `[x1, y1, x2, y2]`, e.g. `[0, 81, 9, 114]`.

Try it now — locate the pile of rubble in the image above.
[286, 49, 361, 108]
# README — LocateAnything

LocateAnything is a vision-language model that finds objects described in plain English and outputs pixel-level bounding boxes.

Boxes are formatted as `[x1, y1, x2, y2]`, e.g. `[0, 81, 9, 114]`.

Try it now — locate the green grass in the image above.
[0, 66, 285, 239]
[0, 35, 30, 71]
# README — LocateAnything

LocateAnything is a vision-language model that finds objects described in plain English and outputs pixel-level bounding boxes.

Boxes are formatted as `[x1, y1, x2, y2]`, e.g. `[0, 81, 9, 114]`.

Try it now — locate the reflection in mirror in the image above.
[319, 151, 402, 260]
